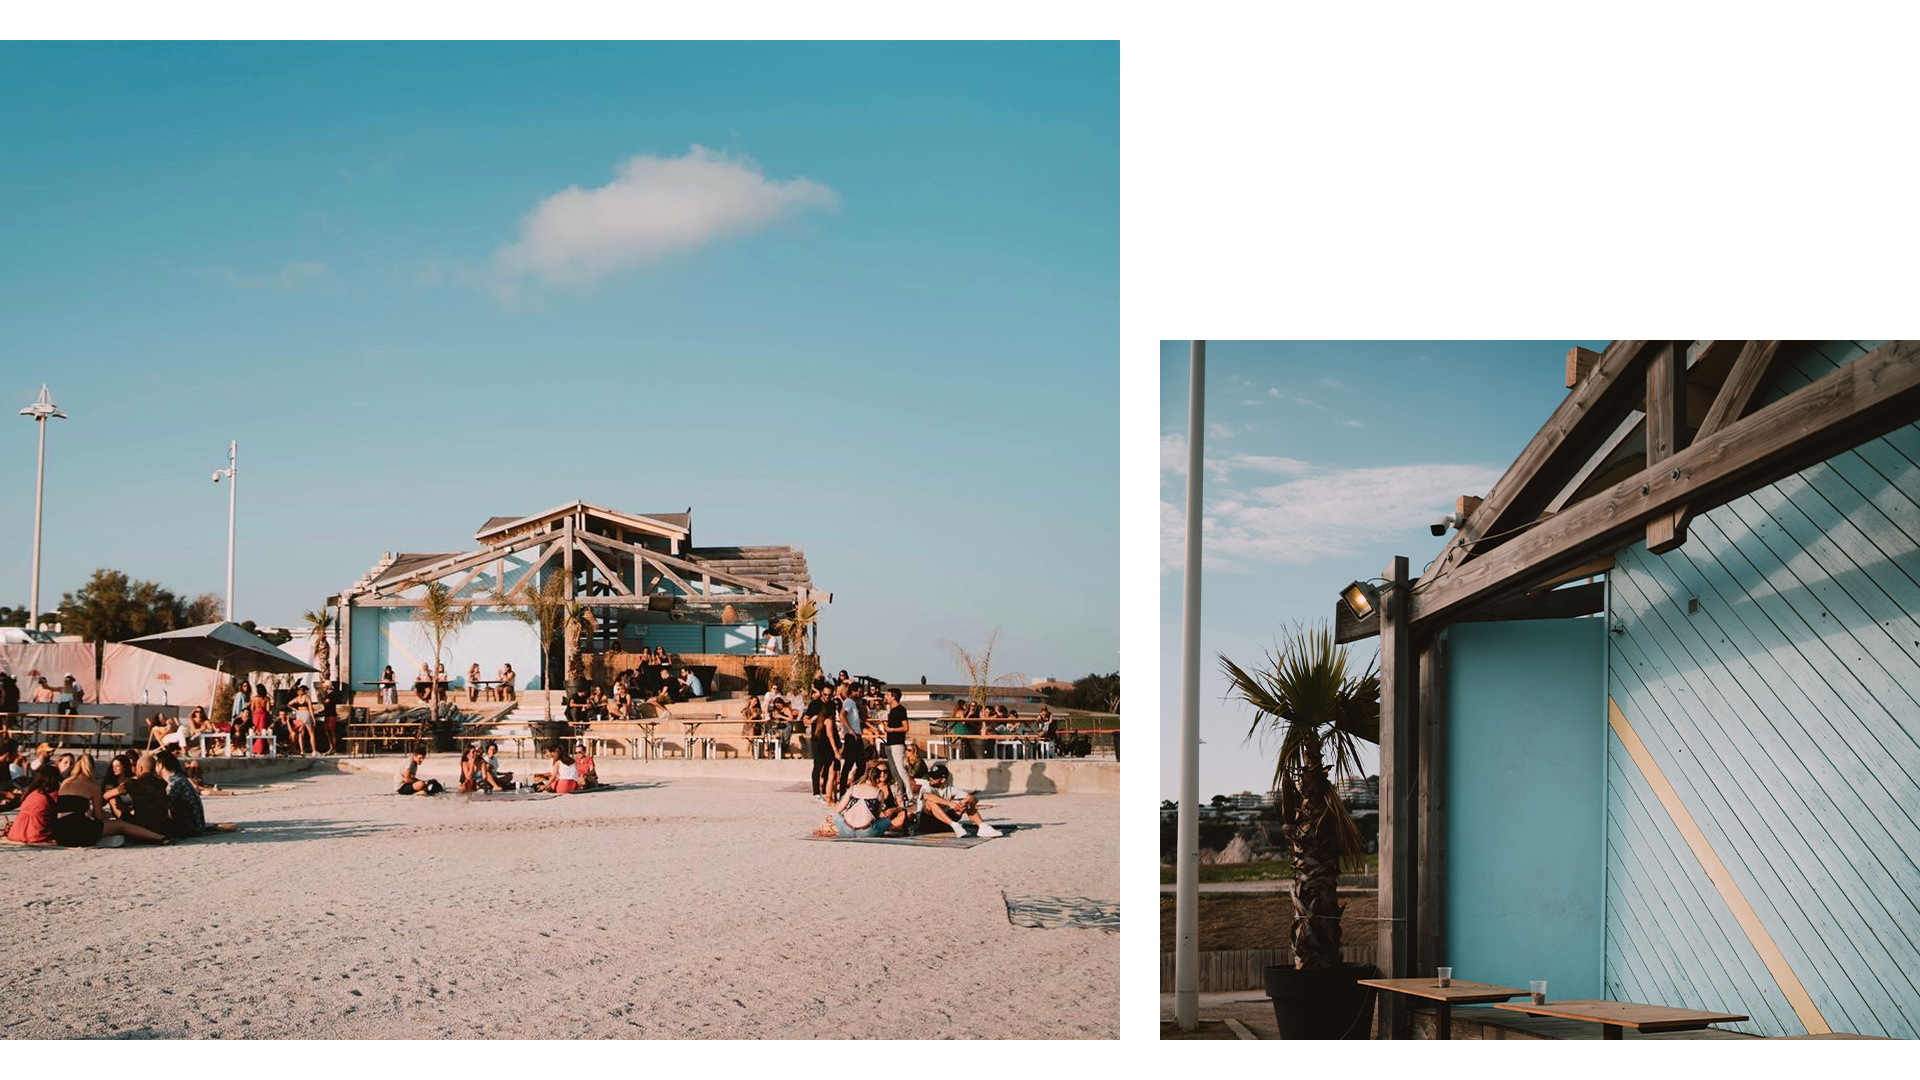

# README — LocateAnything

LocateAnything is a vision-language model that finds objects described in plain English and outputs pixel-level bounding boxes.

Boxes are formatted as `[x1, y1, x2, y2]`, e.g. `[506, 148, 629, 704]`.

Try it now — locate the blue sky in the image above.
[0, 41, 1117, 685]
[1159, 340, 1607, 800]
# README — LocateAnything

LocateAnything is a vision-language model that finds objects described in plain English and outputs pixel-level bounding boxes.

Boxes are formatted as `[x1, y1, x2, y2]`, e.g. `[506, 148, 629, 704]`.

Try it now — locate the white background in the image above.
[13, 0, 1920, 1068]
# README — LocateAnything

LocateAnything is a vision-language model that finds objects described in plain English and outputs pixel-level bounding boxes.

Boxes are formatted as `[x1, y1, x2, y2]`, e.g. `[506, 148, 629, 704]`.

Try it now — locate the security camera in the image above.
[1430, 511, 1466, 537]
[211, 471, 224, 483]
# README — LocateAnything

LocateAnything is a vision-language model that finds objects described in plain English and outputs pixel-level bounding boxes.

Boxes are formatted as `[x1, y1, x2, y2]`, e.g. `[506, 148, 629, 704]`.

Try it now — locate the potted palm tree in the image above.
[1219, 622, 1381, 1039]
[491, 573, 566, 722]
[301, 607, 334, 700]
[413, 582, 471, 750]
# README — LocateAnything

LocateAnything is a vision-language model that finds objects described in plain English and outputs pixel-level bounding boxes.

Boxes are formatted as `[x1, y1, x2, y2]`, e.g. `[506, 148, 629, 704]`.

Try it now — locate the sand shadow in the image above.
[186, 818, 397, 845]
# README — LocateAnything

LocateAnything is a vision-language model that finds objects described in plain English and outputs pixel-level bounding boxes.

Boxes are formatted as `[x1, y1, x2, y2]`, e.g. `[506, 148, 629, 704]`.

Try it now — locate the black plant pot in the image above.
[1264, 962, 1379, 1040]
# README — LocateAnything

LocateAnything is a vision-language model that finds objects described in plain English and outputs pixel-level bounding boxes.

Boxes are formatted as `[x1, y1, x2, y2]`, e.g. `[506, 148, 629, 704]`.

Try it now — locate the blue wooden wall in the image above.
[1444, 618, 1607, 1001]
[1604, 340, 1920, 1038]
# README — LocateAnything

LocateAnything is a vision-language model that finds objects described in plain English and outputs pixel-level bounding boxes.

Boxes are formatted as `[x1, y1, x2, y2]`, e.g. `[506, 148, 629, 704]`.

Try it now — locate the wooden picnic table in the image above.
[454, 732, 533, 757]
[345, 722, 425, 756]
[1358, 978, 1525, 1040]
[1493, 999, 1748, 1039]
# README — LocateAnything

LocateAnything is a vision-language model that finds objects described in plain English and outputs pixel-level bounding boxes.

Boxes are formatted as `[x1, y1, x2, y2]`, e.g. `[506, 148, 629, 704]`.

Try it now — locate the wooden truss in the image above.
[349, 503, 815, 610]
[1339, 340, 1920, 641]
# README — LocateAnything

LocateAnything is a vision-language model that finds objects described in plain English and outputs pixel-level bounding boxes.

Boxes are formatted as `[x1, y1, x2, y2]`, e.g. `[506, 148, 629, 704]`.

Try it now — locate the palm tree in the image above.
[492, 573, 566, 721]
[413, 583, 471, 721]
[1218, 622, 1379, 970]
[563, 602, 596, 690]
[773, 598, 820, 691]
[938, 627, 1028, 711]
[301, 607, 334, 697]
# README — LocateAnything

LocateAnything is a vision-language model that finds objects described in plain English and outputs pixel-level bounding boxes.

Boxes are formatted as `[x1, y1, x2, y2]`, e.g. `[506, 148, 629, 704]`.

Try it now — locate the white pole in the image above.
[225, 440, 236, 621]
[1175, 340, 1206, 1030]
[29, 417, 46, 628]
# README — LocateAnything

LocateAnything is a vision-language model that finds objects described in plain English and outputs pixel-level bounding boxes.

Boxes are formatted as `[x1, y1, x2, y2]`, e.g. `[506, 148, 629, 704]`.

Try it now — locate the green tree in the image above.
[0, 605, 29, 628]
[772, 598, 821, 692]
[1043, 671, 1121, 713]
[1218, 622, 1379, 970]
[492, 573, 566, 721]
[301, 607, 335, 697]
[58, 569, 201, 678]
[413, 583, 471, 720]
[938, 627, 1027, 710]
[238, 620, 292, 646]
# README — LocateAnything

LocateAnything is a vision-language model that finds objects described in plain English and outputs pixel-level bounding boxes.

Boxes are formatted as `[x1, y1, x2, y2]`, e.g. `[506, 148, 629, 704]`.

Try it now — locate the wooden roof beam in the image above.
[1425, 340, 1655, 580]
[1645, 341, 1689, 553]
[1410, 339, 1920, 629]
[1658, 340, 1782, 554]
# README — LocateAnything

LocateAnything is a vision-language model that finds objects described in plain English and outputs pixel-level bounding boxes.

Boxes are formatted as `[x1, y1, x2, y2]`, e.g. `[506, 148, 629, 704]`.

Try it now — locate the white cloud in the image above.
[1320, 376, 1346, 389]
[1241, 398, 1262, 406]
[1343, 419, 1364, 428]
[494, 145, 839, 286]
[1163, 432, 1313, 483]
[213, 261, 329, 290]
[1207, 422, 1236, 440]
[1160, 459, 1502, 572]
[1267, 387, 1280, 397]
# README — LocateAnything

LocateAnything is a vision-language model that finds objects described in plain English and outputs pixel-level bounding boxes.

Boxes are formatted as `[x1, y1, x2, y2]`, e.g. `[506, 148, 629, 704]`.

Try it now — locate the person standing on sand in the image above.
[396, 750, 442, 795]
[881, 688, 914, 809]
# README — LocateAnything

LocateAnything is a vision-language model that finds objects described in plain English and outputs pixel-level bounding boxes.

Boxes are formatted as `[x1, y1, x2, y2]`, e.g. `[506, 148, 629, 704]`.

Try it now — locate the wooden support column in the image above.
[1415, 633, 1448, 983]
[1377, 555, 1416, 1038]
[1646, 341, 1690, 553]
[338, 600, 353, 692]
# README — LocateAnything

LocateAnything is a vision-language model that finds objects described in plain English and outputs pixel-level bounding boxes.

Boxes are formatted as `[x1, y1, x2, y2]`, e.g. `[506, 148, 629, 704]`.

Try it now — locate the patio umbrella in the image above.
[125, 621, 316, 676]
[126, 622, 318, 737]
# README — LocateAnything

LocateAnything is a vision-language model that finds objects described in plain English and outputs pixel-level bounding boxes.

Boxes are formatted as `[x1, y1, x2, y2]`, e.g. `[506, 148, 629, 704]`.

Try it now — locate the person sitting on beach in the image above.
[481, 742, 512, 789]
[457, 746, 481, 793]
[5, 765, 62, 844]
[396, 750, 443, 796]
[467, 662, 483, 703]
[153, 751, 205, 838]
[123, 753, 171, 833]
[0, 740, 26, 811]
[414, 663, 434, 703]
[101, 754, 136, 817]
[572, 743, 598, 789]
[533, 746, 581, 794]
[914, 763, 1001, 838]
[495, 662, 515, 702]
[813, 761, 907, 838]
[54, 755, 170, 846]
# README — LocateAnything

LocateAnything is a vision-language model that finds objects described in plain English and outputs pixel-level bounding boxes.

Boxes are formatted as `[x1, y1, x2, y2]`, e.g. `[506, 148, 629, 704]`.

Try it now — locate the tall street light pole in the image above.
[213, 441, 236, 620]
[19, 385, 67, 630]
[1175, 341, 1205, 1030]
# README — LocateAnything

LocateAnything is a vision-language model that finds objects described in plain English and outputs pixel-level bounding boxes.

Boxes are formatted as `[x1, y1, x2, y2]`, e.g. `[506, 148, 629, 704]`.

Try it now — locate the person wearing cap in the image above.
[915, 763, 1001, 838]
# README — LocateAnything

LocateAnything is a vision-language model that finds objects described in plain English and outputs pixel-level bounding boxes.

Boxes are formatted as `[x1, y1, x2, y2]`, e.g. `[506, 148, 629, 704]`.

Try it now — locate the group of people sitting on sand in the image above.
[812, 759, 1000, 840]
[396, 742, 601, 796]
[1, 739, 207, 847]
[783, 672, 1003, 839]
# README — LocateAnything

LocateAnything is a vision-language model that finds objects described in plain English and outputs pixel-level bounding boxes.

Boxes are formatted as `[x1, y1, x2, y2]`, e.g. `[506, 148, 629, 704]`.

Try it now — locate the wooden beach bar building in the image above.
[332, 501, 820, 695]
[1342, 341, 1920, 1038]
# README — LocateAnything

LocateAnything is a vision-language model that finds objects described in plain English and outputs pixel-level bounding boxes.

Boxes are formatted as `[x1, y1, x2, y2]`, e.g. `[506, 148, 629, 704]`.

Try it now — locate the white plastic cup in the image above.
[1436, 967, 1452, 988]
[1530, 980, 1547, 1005]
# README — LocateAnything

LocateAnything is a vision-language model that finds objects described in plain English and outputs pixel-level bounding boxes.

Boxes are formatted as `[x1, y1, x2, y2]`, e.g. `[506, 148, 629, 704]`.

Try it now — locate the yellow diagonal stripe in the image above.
[1608, 697, 1829, 1035]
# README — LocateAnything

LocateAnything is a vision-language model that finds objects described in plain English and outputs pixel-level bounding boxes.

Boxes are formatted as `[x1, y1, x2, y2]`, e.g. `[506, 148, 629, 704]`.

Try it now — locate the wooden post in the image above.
[1646, 341, 1689, 553]
[1415, 634, 1448, 984]
[1377, 554, 1416, 1038]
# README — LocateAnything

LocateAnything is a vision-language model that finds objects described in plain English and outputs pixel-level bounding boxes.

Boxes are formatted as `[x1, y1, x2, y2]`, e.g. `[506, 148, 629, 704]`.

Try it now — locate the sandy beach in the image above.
[1, 757, 1117, 1039]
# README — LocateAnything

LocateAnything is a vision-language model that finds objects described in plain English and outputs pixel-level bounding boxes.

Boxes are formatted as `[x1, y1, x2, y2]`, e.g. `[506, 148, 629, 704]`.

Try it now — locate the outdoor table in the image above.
[347, 722, 424, 756]
[1493, 999, 1748, 1040]
[1357, 978, 1525, 1040]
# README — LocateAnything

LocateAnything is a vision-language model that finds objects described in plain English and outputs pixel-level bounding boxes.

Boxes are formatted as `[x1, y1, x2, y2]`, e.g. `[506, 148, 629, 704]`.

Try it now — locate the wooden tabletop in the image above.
[1494, 1000, 1748, 1031]
[1359, 978, 1527, 1004]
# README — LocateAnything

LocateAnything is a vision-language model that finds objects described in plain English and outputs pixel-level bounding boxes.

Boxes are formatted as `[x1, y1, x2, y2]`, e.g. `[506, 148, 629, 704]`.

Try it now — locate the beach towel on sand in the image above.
[801, 832, 992, 848]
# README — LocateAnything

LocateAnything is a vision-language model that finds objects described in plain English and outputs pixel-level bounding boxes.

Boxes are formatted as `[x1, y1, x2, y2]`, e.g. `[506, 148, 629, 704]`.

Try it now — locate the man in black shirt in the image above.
[882, 687, 914, 809]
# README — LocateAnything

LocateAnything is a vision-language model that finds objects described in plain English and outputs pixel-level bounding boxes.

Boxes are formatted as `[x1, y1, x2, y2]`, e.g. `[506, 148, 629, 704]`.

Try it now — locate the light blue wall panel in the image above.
[1604, 340, 1920, 1038]
[349, 608, 542, 691]
[1444, 618, 1606, 1000]
[703, 623, 762, 654]
[635, 623, 702, 654]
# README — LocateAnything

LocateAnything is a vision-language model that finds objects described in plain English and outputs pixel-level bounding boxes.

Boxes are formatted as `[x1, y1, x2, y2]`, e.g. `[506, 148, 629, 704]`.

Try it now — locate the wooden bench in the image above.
[454, 732, 533, 758]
